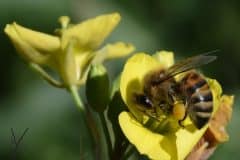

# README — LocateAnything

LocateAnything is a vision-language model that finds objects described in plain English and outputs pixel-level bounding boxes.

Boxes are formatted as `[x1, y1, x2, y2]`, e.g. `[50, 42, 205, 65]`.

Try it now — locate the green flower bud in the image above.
[86, 64, 110, 112]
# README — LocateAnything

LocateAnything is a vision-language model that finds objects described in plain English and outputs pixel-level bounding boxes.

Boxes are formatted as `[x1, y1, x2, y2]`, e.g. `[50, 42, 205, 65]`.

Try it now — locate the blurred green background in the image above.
[0, 0, 239, 159]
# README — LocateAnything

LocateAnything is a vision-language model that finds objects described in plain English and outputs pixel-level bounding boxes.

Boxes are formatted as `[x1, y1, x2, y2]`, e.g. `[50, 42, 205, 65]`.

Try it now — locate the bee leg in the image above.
[178, 113, 187, 128]
[178, 120, 185, 128]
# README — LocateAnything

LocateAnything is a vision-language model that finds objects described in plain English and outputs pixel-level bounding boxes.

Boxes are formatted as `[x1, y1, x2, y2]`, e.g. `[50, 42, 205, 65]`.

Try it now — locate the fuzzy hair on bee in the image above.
[135, 51, 217, 129]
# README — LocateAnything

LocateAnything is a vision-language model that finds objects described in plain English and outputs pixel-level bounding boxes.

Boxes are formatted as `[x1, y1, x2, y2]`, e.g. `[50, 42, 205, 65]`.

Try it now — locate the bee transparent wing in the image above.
[157, 53, 217, 83]
[167, 54, 216, 76]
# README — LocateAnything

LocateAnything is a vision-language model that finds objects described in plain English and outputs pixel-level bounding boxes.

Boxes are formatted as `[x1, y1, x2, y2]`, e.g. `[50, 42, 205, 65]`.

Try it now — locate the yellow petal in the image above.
[119, 111, 170, 160]
[4, 24, 46, 64]
[153, 51, 174, 68]
[75, 51, 94, 83]
[57, 41, 78, 85]
[61, 13, 121, 50]
[103, 42, 135, 60]
[4, 23, 60, 64]
[7, 23, 60, 53]
[119, 111, 208, 160]
[119, 112, 208, 160]
[92, 42, 135, 64]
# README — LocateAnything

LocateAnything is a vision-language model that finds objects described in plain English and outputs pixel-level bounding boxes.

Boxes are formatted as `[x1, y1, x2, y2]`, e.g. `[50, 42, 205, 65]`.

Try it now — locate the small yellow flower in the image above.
[4, 13, 134, 87]
[119, 51, 224, 160]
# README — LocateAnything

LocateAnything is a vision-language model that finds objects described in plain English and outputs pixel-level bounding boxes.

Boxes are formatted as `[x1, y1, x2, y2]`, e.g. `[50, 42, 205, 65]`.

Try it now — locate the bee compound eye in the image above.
[135, 94, 153, 108]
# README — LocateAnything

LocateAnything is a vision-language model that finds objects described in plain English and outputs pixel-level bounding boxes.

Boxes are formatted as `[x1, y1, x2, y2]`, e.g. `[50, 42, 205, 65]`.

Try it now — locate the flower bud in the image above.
[86, 64, 110, 112]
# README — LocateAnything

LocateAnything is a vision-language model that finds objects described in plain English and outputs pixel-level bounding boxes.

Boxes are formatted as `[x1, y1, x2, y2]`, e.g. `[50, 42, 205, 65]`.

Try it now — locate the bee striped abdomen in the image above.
[181, 71, 213, 129]
[190, 90, 213, 103]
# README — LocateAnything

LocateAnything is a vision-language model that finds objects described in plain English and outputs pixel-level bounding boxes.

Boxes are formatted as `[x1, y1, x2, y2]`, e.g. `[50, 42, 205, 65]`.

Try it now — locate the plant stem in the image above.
[68, 85, 88, 159]
[122, 144, 135, 160]
[69, 85, 103, 159]
[69, 85, 98, 160]
[99, 113, 112, 159]
[69, 85, 85, 112]
[85, 107, 102, 160]
[111, 140, 129, 160]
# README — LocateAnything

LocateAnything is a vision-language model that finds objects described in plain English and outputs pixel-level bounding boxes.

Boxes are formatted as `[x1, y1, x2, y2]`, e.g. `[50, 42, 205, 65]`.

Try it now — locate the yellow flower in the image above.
[4, 13, 134, 87]
[119, 51, 223, 160]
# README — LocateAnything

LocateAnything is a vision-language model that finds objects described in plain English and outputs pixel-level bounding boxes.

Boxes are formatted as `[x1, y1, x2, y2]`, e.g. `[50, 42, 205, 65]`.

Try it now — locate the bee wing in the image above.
[158, 52, 217, 83]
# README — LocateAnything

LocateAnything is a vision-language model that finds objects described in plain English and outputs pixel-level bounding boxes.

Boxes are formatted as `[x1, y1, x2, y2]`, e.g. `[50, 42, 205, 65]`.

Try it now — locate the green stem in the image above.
[122, 144, 135, 160]
[68, 85, 88, 159]
[99, 113, 112, 159]
[69, 85, 85, 112]
[112, 141, 133, 160]
[85, 107, 102, 160]
[69, 86, 103, 159]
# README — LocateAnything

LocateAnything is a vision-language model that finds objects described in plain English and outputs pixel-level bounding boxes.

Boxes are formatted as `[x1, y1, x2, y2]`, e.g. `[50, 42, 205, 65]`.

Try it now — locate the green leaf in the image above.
[86, 64, 110, 113]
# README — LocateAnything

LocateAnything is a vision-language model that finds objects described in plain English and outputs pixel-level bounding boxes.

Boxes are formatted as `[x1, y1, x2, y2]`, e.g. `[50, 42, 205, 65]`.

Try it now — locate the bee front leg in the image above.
[178, 113, 187, 128]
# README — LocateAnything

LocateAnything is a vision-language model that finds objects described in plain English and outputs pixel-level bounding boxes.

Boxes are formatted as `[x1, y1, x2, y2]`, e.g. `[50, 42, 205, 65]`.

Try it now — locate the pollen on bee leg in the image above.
[173, 102, 186, 121]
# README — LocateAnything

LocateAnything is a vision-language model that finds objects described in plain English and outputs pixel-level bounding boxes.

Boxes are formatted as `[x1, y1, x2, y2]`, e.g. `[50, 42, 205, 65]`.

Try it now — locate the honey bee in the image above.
[135, 53, 217, 129]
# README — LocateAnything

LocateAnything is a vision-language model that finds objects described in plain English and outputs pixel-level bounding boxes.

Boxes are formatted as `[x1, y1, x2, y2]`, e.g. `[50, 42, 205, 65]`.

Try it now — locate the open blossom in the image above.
[4, 13, 134, 87]
[118, 51, 233, 160]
